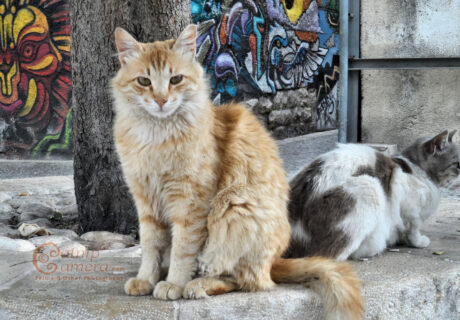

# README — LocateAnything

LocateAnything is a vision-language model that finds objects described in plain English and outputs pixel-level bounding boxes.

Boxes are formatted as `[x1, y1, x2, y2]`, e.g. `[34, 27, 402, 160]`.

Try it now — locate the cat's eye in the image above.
[170, 75, 183, 85]
[137, 77, 151, 86]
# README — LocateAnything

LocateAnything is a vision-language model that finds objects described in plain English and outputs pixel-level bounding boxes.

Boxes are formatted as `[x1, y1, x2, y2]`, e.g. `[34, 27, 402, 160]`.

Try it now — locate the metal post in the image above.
[338, 0, 349, 143]
[347, 0, 360, 142]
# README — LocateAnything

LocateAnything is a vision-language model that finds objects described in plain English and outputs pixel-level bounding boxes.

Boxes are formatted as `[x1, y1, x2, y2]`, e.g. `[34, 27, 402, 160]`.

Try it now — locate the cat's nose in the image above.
[155, 98, 168, 108]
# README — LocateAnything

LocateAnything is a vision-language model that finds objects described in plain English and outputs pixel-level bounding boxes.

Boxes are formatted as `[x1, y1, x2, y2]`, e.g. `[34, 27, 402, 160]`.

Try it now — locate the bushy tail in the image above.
[271, 257, 363, 320]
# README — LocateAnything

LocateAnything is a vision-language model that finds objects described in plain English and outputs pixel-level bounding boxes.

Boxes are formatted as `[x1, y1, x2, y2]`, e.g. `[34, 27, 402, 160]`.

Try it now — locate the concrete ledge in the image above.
[0, 197, 458, 319]
[0, 160, 73, 180]
[277, 130, 338, 178]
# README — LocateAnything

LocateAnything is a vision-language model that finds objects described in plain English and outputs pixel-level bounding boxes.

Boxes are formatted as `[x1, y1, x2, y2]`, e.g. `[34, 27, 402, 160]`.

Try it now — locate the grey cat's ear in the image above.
[448, 130, 457, 143]
[425, 130, 449, 154]
[115, 27, 139, 65]
[173, 24, 197, 60]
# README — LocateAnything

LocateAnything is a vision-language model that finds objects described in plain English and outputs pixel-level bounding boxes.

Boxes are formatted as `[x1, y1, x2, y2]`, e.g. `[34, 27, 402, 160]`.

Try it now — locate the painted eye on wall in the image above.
[137, 77, 151, 86]
[20, 43, 37, 60]
[170, 75, 183, 85]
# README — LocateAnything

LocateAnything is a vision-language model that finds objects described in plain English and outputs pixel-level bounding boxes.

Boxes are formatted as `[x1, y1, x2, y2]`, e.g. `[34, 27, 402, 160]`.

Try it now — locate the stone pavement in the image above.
[0, 130, 459, 319]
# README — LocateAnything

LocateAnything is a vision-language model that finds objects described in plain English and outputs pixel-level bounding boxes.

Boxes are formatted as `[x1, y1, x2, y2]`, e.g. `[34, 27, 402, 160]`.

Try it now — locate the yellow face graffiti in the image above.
[0, 2, 61, 112]
[0, 0, 71, 156]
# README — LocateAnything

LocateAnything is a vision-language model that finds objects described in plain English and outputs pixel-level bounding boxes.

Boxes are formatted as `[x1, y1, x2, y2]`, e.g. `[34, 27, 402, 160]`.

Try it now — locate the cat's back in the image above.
[323, 143, 379, 170]
[213, 102, 287, 190]
[213, 102, 281, 161]
[290, 143, 402, 202]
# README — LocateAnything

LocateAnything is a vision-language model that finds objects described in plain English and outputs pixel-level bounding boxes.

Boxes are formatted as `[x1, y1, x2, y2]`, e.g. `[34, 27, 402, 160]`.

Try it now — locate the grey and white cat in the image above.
[285, 130, 460, 261]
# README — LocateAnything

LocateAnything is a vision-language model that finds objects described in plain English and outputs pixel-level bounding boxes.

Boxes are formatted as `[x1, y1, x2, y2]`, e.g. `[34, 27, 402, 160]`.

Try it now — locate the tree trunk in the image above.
[71, 1, 191, 234]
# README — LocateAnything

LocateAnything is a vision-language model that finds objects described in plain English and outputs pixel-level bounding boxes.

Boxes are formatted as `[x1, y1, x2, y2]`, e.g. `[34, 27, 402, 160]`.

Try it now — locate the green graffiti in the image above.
[32, 109, 72, 158]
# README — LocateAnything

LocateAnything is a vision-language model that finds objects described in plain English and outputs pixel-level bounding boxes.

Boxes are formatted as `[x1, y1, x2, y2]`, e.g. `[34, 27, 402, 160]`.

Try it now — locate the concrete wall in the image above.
[0, 0, 72, 159]
[192, 0, 340, 138]
[361, 0, 460, 148]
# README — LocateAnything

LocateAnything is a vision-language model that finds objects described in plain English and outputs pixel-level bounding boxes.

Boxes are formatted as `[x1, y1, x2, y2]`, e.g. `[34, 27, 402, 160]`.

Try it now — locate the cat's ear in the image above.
[173, 24, 197, 60]
[115, 27, 139, 65]
[448, 130, 457, 143]
[425, 130, 449, 154]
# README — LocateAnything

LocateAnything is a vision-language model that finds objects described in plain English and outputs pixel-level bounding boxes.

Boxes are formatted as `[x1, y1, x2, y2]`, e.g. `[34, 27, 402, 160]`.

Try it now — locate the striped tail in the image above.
[271, 256, 363, 320]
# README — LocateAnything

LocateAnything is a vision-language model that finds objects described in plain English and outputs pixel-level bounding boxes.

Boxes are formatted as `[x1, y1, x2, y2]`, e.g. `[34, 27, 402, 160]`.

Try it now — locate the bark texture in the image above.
[71, 1, 191, 234]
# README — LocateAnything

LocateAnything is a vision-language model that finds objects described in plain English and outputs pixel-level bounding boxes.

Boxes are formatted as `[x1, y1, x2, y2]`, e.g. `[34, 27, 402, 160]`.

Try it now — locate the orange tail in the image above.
[271, 257, 363, 320]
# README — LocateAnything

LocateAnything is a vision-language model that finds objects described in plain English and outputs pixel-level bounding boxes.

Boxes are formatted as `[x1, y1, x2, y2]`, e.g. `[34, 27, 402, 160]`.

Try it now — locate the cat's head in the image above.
[112, 24, 207, 120]
[402, 130, 460, 186]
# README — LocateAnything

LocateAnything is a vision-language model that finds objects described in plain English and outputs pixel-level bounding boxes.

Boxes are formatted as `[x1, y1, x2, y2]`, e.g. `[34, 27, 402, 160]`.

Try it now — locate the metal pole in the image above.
[339, 0, 349, 143]
[347, 0, 360, 143]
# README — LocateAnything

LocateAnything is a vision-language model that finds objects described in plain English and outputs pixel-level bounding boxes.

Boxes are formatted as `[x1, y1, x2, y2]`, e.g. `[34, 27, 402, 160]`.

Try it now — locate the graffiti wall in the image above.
[0, 0, 71, 159]
[192, 0, 339, 130]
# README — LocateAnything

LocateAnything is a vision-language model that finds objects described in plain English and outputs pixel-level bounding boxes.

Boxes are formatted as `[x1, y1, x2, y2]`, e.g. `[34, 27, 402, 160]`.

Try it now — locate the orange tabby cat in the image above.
[112, 24, 363, 319]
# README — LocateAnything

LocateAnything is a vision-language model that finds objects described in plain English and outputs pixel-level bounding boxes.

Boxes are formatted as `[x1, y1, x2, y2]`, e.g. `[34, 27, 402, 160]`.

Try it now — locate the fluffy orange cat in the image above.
[112, 24, 363, 319]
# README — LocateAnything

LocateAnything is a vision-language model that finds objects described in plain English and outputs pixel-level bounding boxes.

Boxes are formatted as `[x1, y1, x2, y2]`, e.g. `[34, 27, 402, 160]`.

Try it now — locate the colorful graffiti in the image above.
[0, 0, 71, 158]
[192, 0, 339, 129]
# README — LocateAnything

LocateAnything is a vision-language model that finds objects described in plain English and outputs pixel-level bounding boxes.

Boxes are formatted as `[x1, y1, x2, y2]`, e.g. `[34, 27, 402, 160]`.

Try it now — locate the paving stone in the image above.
[56, 204, 78, 219]
[0, 236, 35, 251]
[47, 228, 79, 240]
[0, 192, 12, 203]
[18, 203, 55, 223]
[8, 197, 54, 210]
[0, 223, 20, 238]
[244, 98, 258, 111]
[22, 218, 53, 228]
[59, 241, 87, 257]
[80, 231, 135, 245]
[0, 213, 13, 225]
[257, 96, 273, 114]
[0, 203, 13, 215]
[86, 240, 134, 251]
[29, 235, 72, 247]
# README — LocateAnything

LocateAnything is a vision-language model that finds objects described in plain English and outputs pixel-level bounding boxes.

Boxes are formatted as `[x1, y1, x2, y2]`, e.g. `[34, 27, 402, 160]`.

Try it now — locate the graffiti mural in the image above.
[192, 0, 339, 129]
[0, 0, 71, 158]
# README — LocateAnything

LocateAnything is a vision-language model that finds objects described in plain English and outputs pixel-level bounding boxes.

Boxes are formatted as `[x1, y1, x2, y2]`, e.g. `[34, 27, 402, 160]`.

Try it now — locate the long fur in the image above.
[112, 24, 363, 319]
[271, 257, 363, 320]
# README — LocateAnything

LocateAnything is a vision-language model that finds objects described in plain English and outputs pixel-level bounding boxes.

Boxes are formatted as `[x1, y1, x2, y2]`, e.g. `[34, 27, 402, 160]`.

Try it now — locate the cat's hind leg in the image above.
[350, 228, 388, 259]
[199, 185, 288, 291]
[406, 217, 430, 248]
[335, 176, 388, 260]
[198, 186, 262, 276]
[183, 276, 239, 299]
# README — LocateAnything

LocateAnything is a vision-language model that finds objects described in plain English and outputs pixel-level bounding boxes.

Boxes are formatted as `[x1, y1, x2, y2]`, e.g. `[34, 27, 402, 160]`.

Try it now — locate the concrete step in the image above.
[0, 129, 459, 319]
[0, 198, 458, 319]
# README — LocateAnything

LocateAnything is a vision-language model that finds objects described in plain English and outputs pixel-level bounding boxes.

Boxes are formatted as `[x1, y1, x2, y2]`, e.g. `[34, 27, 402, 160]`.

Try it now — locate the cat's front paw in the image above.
[153, 281, 183, 300]
[412, 235, 430, 248]
[183, 278, 209, 299]
[124, 277, 153, 296]
[198, 253, 223, 276]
